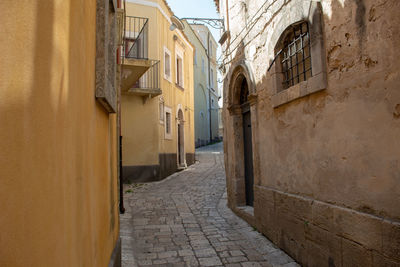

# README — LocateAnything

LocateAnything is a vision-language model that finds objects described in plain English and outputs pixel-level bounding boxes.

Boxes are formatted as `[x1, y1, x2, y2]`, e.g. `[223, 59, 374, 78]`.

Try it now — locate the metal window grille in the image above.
[281, 22, 312, 90]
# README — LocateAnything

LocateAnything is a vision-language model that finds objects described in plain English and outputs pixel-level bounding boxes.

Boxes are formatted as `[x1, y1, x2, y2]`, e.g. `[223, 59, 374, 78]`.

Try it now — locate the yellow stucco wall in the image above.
[0, 1, 119, 266]
[122, 0, 195, 167]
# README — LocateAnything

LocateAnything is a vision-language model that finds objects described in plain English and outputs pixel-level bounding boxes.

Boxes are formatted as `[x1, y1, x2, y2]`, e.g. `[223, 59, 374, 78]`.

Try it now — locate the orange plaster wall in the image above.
[0, 0, 119, 266]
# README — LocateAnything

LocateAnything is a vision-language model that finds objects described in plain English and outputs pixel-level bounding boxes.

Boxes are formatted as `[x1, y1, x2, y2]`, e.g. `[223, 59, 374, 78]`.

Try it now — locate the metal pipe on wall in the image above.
[207, 31, 212, 143]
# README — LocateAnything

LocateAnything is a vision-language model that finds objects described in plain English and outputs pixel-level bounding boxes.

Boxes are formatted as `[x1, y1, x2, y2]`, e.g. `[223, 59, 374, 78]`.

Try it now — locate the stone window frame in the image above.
[95, 0, 118, 113]
[269, 2, 326, 108]
[159, 97, 164, 124]
[163, 46, 172, 82]
[164, 106, 172, 140]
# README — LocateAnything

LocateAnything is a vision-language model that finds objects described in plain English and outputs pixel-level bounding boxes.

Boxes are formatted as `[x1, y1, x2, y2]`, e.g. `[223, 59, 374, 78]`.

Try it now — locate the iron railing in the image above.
[132, 60, 160, 90]
[124, 16, 148, 59]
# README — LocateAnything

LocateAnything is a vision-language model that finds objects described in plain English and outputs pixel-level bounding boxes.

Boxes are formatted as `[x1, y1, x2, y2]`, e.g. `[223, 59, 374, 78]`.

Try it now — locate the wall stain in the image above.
[355, 0, 366, 49]
[394, 104, 400, 119]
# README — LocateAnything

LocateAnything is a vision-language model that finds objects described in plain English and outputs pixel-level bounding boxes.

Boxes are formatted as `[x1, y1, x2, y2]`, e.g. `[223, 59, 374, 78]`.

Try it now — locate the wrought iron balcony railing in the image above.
[124, 16, 148, 59]
[132, 60, 160, 91]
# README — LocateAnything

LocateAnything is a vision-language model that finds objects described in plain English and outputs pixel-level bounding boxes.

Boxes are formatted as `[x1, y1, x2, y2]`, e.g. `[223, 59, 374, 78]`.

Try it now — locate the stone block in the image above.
[311, 201, 335, 231]
[381, 220, 400, 262]
[305, 241, 332, 267]
[332, 208, 382, 251]
[342, 238, 373, 267]
[305, 224, 342, 267]
[277, 214, 307, 264]
[372, 251, 400, 267]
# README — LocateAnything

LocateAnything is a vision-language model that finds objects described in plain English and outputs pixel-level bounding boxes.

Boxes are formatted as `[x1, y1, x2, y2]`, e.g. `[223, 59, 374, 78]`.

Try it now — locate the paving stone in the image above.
[158, 251, 177, 259]
[178, 249, 194, 256]
[198, 256, 223, 266]
[194, 248, 218, 257]
[227, 256, 248, 263]
[241, 262, 262, 267]
[120, 143, 299, 267]
[230, 250, 245, 256]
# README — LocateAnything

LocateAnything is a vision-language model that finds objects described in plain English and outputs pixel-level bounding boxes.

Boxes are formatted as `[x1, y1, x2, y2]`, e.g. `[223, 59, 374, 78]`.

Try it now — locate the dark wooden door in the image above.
[242, 111, 254, 206]
[178, 124, 182, 165]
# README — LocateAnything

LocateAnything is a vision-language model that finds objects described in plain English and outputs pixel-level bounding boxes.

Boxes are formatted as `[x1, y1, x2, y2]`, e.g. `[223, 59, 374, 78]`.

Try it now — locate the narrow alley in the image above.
[120, 143, 299, 267]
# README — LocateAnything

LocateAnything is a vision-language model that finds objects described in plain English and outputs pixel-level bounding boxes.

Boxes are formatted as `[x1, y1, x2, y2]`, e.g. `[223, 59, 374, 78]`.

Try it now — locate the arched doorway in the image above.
[177, 109, 185, 168]
[239, 78, 254, 206]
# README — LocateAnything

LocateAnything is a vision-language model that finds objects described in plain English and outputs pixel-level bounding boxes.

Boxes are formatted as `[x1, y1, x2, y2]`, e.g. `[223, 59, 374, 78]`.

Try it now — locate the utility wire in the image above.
[218, 0, 288, 66]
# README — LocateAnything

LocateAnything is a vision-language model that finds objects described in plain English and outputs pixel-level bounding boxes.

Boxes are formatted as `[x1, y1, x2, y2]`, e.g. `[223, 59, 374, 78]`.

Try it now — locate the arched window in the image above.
[269, 7, 327, 108]
[280, 21, 312, 90]
[239, 78, 249, 105]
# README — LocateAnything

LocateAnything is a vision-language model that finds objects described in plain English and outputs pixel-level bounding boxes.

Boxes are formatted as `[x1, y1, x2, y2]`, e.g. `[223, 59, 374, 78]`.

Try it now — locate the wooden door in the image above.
[242, 110, 254, 206]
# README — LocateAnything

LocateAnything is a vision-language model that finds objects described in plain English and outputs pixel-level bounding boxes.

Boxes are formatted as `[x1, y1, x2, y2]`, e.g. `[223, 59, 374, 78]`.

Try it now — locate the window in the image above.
[280, 21, 311, 91]
[201, 57, 205, 73]
[176, 53, 184, 88]
[164, 47, 171, 81]
[164, 106, 172, 139]
[166, 113, 171, 133]
[270, 10, 327, 108]
[212, 99, 215, 108]
[194, 50, 197, 65]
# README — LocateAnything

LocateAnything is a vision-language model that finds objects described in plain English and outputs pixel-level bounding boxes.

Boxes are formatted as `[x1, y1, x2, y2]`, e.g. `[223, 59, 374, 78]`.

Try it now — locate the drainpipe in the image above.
[225, 0, 229, 32]
[207, 31, 212, 143]
[119, 0, 125, 214]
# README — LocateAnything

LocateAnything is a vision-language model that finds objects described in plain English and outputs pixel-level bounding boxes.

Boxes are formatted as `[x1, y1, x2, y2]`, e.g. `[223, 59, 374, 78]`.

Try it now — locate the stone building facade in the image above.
[217, 0, 400, 266]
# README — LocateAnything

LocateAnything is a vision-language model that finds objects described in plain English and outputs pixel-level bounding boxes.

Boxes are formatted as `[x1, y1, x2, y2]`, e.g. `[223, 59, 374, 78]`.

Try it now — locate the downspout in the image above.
[207, 31, 212, 143]
[119, 0, 126, 214]
[225, 0, 230, 32]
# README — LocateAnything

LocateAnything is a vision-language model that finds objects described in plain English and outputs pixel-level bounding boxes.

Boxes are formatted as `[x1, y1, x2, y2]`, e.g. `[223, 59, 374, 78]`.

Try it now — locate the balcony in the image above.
[123, 60, 161, 99]
[121, 16, 160, 98]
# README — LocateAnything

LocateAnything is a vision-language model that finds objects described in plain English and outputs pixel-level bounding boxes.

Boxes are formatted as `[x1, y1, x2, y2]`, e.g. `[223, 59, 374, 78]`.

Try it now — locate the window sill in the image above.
[175, 83, 184, 90]
[163, 76, 172, 83]
[272, 71, 327, 108]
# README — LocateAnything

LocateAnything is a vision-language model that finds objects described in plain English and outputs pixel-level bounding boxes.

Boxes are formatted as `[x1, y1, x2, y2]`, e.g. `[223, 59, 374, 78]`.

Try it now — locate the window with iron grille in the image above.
[280, 22, 312, 90]
[166, 112, 171, 134]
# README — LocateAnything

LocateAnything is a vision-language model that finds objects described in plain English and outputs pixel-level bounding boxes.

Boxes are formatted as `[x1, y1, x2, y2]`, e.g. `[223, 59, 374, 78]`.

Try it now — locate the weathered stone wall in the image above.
[221, 0, 400, 266]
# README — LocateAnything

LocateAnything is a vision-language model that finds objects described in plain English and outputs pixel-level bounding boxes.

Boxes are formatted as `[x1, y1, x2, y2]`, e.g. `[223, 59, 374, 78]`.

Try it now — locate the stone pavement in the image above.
[120, 142, 299, 267]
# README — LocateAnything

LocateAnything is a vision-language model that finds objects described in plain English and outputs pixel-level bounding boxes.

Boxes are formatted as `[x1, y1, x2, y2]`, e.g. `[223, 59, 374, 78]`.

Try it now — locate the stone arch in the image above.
[227, 60, 256, 111]
[268, 1, 326, 106]
[268, 1, 323, 61]
[225, 60, 257, 207]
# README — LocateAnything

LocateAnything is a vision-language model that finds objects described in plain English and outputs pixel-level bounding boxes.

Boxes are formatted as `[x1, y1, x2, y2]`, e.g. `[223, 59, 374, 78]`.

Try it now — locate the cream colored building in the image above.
[183, 22, 220, 147]
[121, 0, 195, 182]
[217, 0, 400, 266]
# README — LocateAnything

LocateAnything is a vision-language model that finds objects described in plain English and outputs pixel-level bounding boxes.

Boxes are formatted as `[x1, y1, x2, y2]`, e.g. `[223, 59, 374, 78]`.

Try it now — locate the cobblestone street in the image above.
[120, 142, 299, 267]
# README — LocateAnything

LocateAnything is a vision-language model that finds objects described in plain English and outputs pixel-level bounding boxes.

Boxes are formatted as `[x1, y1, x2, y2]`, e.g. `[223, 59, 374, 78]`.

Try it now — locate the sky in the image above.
[166, 0, 220, 41]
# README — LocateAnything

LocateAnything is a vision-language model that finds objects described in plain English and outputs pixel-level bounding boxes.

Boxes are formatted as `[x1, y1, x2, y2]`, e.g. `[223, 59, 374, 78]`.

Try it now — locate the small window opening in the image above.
[166, 112, 171, 134]
[280, 21, 312, 90]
